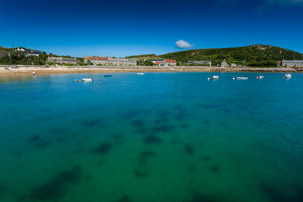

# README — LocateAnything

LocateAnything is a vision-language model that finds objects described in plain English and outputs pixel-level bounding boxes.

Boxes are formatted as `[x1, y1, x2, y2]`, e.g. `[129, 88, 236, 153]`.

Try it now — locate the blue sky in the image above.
[0, 0, 302, 57]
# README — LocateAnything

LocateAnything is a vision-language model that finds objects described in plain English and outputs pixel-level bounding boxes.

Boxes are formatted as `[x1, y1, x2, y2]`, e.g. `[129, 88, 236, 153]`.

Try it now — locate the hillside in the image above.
[0, 46, 82, 65]
[0, 46, 48, 65]
[126, 54, 163, 60]
[1, 44, 302, 67]
[129, 44, 303, 67]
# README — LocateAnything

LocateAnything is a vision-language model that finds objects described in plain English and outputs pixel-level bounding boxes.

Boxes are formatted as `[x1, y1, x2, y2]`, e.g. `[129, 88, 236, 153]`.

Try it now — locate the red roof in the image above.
[84, 56, 108, 60]
[154, 61, 163, 65]
[165, 59, 176, 63]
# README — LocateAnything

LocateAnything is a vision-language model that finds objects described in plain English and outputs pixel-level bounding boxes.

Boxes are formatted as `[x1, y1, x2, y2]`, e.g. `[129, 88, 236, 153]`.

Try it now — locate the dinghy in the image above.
[237, 77, 248, 80]
[283, 74, 291, 79]
[82, 78, 93, 82]
[212, 75, 219, 80]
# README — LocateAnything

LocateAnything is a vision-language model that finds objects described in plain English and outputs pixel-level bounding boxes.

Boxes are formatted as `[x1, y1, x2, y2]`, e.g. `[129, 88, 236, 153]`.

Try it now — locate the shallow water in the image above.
[0, 72, 303, 202]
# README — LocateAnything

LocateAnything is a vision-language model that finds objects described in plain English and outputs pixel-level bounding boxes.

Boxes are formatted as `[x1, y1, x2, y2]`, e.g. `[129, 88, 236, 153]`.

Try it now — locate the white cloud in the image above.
[176, 40, 194, 49]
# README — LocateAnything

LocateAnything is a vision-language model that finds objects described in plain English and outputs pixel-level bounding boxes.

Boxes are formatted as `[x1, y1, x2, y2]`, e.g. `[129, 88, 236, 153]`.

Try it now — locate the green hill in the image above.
[128, 44, 303, 67]
[126, 54, 163, 60]
[0, 46, 48, 65]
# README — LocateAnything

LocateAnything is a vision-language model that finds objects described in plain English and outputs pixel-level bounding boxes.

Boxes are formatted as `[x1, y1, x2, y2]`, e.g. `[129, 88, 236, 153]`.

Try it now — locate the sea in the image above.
[0, 72, 302, 202]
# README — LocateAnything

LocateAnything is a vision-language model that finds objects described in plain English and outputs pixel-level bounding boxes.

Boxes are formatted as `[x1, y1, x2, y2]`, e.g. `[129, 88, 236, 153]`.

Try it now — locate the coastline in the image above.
[0, 65, 301, 77]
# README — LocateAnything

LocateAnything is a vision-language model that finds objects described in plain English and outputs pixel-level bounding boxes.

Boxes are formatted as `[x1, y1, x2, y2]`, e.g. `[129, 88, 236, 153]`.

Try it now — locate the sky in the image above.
[0, 0, 302, 57]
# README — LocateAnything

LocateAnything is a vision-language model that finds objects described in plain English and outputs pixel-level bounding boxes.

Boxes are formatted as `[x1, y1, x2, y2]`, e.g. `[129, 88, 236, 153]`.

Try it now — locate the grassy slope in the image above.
[127, 45, 303, 65]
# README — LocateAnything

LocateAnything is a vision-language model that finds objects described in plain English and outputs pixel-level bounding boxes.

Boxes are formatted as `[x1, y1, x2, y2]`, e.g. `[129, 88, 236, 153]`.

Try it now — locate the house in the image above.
[187, 61, 211, 66]
[26, 53, 40, 57]
[164, 59, 177, 66]
[17, 47, 25, 52]
[127, 58, 138, 66]
[48, 56, 77, 64]
[230, 63, 237, 67]
[17, 47, 41, 56]
[151, 59, 177, 66]
[108, 57, 129, 66]
[152, 60, 165, 66]
[153, 61, 164, 66]
[84, 56, 108, 65]
[85, 56, 138, 66]
[282, 60, 303, 67]
[220, 59, 230, 68]
[26, 50, 41, 57]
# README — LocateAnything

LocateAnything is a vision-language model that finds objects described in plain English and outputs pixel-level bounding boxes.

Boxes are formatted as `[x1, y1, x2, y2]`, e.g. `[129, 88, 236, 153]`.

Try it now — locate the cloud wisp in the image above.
[176, 40, 194, 49]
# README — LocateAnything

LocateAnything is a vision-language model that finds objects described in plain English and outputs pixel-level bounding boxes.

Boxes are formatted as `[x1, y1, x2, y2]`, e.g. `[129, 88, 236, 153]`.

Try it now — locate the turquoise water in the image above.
[0, 72, 303, 202]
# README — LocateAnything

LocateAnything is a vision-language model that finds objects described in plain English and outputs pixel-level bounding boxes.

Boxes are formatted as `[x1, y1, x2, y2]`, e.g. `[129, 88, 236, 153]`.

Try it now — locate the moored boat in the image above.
[237, 77, 248, 80]
[82, 78, 93, 82]
[212, 75, 219, 80]
[283, 74, 292, 79]
[256, 75, 264, 79]
[137, 73, 144, 75]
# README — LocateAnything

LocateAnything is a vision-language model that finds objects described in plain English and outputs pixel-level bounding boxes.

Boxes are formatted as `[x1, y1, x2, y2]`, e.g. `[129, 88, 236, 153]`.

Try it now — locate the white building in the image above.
[282, 60, 303, 67]
[84, 56, 138, 66]
[164, 59, 177, 66]
[187, 61, 211, 66]
[151, 59, 177, 66]
[127, 58, 138, 66]
[48, 56, 77, 64]
[17, 47, 25, 52]
[84, 56, 108, 65]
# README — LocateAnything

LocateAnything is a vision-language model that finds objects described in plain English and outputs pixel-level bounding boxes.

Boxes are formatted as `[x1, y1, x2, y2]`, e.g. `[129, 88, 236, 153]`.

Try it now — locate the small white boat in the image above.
[284, 74, 292, 79]
[256, 75, 264, 79]
[137, 73, 144, 75]
[82, 78, 93, 82]
[212, 75, 219, 80]
[237, 77, 248, 80]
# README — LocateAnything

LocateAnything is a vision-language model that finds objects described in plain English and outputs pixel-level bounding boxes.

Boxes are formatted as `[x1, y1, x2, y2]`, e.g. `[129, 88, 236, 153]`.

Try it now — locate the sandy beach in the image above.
[0, 65, 301, 77]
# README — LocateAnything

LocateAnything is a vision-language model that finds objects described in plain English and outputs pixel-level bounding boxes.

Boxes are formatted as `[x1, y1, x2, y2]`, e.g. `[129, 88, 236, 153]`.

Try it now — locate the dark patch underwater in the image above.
[118, 194, 132, 202]
[29, 165, 82, 201]
[143, 135, 162, 144]
[138, 150, 157, 167]
[81, 118, 104, 127]
[91, 142, 112, 155]
[184, 143, 195, 156]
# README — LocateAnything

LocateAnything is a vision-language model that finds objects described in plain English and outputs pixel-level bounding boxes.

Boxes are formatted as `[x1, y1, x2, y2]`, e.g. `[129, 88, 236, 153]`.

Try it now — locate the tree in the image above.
[144, 60, 154, 66]
[86, 60, 93, 65]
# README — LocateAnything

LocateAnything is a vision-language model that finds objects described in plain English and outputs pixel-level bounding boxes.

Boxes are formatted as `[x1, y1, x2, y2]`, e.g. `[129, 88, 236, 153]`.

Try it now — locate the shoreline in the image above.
[0, 65, 301, 77]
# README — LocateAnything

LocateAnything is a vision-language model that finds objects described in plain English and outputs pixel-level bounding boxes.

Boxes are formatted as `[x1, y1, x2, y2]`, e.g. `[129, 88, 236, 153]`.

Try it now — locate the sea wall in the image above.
[0, 65, 302, 77]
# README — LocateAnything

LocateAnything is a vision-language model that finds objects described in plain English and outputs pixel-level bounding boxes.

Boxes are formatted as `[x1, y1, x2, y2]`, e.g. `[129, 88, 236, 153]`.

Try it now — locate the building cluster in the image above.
[151, 59, 177, 66]
[48, 57, 77, 64]
[84, 57, 137, 66]
[187, 61, 211, 66]
[281, 60, 303, 67]
[44, 52, 303, 68]
[17, 47, 41, 57]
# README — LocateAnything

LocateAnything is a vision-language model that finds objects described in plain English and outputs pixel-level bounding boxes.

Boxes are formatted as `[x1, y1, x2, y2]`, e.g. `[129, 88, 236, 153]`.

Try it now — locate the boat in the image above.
[212, 75, 219, 80]
[283, 74, 292, 79]
[137, 73, 144, 75]
[237, 77, 248, 80]
[104, 75, 112, 77]
[82, 78, 93, 82]
[256, 75, 264, 79]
